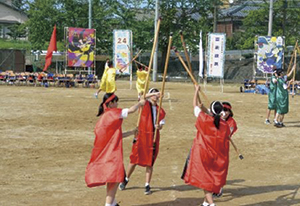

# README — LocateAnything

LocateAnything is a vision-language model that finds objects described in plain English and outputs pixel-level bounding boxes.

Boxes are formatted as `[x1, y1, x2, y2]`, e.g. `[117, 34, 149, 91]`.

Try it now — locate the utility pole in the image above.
[88, 0, 92, 74]
[268, 0, 273, 36]
[153, 0, 159, 82]
[213, 0, 218, 33]
[89, 0, 92, 29]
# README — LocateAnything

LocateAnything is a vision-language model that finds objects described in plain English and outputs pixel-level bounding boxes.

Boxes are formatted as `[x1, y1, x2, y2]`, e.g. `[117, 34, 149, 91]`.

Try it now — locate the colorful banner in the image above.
[113, 30, 132, 74]
[67, 27, 95, 67]
[206, 33, 226, 78]
[256, 36, 284, 73]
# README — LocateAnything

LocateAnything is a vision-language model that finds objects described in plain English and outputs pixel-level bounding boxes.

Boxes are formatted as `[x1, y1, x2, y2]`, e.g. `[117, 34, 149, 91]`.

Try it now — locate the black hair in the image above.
[210, 101, 223, 129]
[276, 69, 283, 76]
[97, 93, 119, 117]
[108, 61, 113, 67]
[222, 101, 233, 119]
[148, 88, 159, 93]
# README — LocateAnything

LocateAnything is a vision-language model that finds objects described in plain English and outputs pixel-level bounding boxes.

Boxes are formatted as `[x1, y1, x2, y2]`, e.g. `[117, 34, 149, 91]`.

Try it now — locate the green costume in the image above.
[276, 77, 289, 114]
[268, 75, 277, 110]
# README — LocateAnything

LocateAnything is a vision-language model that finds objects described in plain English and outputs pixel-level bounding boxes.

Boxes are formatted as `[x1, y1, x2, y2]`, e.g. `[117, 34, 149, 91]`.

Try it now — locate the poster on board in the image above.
[206, 33, 226, 78]
[67, 27, 95, 67]
[256, 36, 284, 73]
[113, 30, 132, 75]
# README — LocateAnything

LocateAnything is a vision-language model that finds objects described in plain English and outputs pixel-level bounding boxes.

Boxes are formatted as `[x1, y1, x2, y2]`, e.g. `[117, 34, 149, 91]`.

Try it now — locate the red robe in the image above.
[85, 108, 125, 187]
[130, 101, 166, 167]
[183, 111, 230, 193]
[227, 116, 237, 136]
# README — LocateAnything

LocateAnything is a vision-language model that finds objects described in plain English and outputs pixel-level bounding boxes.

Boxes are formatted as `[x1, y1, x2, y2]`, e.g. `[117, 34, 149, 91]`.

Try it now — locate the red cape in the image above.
[85, 108, 125, 187]
[227, 116, 237, 136]
[183, 111, 230, 193]
[130, 101, 166, 167]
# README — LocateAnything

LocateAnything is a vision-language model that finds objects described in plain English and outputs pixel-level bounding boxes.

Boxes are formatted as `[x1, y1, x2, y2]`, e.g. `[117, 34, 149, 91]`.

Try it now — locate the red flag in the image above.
[43, 25, 57, 71]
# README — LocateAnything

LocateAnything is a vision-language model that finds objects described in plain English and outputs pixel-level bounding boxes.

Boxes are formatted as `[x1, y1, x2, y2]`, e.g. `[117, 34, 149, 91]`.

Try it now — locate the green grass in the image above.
[0, 39, 31, 50]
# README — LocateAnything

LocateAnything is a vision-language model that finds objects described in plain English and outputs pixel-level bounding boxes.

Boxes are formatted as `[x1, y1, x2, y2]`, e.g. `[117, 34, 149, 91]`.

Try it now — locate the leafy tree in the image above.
[230, 0, 300, 49]
[26, 0, 59, 49]
[7, 23, 27, 40]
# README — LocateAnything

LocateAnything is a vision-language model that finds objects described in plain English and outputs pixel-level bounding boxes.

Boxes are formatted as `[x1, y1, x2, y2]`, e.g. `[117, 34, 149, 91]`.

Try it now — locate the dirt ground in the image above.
[1, 81, 300, 206]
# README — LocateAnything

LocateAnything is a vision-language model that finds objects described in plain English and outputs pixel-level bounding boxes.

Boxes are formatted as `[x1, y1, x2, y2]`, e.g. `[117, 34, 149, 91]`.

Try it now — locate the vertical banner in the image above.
[256, 36, 284, 73]
[199, 30, 204, 77]
[206, 33, 226, 78]
[113, 30, 132, 74]
[67, 27, 95, 67]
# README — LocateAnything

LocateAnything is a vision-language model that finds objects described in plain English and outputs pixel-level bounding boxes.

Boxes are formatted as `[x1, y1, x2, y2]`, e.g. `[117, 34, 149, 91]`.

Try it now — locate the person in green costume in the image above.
[274, 70, 293, 127]
[265, 71, 278, 124]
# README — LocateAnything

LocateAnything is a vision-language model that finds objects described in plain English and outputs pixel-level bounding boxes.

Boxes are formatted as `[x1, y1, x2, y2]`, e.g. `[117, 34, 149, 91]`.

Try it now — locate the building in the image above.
[216, 1, 264, 37]
[0, 0, 28, 38]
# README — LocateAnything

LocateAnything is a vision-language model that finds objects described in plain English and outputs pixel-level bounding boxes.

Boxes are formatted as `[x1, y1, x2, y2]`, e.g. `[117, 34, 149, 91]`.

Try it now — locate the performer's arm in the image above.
[122, 128, 137, 138]
[193, 85, 209, 115]
[127, 97, 146, 114]
[145, 92, 160, 99]
[193, 85, 200, 108]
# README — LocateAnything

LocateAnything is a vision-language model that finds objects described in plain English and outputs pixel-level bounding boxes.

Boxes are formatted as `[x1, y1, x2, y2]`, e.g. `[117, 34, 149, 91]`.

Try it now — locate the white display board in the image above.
[113, 30, 132, 74]
[206, 33, 226, 78]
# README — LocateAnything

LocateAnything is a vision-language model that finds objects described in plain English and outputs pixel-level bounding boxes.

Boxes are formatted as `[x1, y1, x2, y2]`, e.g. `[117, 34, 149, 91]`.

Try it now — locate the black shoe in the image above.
[119, 179, 128, 191]
[280, 123, 286, 127]
[144, 185, 151, 195]
[274, 122, 282, 128]
[212, 188, 223, 198]
[115, 204, 120, 206]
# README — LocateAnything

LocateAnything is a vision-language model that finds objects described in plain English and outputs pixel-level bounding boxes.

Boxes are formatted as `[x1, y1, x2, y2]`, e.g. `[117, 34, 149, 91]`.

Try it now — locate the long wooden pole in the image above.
[136, 18, 161, 128]
[180, 31, 193, 72]
[134, 59, 147, 68]
[153, 34, 172, 143]
[292, 45, 297, 97]
[120, 49, 142, 72]
[174, 51, 209, 104]
[287, 41, 298, 74]
[229, 138, 244, 160]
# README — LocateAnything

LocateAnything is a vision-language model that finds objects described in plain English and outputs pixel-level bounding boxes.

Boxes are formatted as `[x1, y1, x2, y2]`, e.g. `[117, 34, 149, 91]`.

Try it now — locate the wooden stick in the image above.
[127, 45, 139, 71]
[133, 59, 147, 68]
[292, 46, 297, 97]
[180, 31, 193, 72]
[229, 138, 244, 160]
[119, 49, 142, 72]
[287, 41, 298, 74]
[174, 51, 210, 104]
[153, 34, 172, 143]
[136, 18, 161, 128]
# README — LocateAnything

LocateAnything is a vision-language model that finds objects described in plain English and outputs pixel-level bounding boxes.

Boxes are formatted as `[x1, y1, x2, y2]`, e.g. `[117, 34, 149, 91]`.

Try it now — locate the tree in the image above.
[7, 23, 27, 40]
[229, 0, 300, 49]
[26, 0, 59, 49]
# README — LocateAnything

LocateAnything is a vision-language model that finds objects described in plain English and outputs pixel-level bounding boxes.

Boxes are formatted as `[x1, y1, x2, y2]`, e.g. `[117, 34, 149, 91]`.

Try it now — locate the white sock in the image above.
[145, 182, 149, 187]
[125, 177, 129, 182]
[209, 204, 216, 206]
[105, 203, 112, 206]
[112, 199, 117, 205]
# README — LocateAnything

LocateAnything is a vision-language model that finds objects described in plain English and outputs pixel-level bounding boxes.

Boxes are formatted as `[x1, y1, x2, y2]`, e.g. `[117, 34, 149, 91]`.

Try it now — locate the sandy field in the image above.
[1, 81, 300, 206]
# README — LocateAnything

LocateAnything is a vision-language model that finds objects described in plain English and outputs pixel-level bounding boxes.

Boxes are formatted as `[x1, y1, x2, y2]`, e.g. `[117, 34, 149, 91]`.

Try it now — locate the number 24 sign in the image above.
[117, 38, 127, 44]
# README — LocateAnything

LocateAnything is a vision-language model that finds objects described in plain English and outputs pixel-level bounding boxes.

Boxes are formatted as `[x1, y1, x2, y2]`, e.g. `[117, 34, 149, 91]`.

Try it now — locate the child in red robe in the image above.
[119, 88, 166, 195]
[85, 93, 145, 206]
[182, 85, 230, 206]
[222, 102, 237, 137]
[211, 102, 238, 199]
